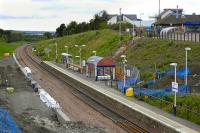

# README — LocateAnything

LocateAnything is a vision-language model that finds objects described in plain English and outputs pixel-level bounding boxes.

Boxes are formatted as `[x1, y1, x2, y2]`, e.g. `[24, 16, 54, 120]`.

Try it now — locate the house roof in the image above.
[87, 56, 115, 67]
[108, 14, 137, 21]
[155, 15, 200, 26]
[159, 8, 183, 17]
[123, 14, 137, 21]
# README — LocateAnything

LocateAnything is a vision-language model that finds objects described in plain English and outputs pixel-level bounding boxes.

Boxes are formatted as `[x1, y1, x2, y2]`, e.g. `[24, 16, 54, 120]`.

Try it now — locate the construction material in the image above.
[4, 53, 10, 57]
[0, 108, 21, 133]
[6, 87, 14, 94]
[39, 90, 60, 109]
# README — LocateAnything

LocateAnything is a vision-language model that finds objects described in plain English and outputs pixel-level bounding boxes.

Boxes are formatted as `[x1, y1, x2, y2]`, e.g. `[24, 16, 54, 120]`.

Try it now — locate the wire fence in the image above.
[147, 31, 200, 43]
[134, 91, 200, 125]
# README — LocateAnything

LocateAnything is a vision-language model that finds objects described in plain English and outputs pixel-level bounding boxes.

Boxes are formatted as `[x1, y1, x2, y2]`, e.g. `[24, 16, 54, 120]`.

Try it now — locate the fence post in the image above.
[191, 33, 193, 42]
[180, 33, 182, 41]
[170, 32, 172, 40]
[177, 32, 178, 40]
[187, 108, 189, 119]
[199, 33, 200, 43]
[184, 33, 185, 41]
[195, 33, 197, 43]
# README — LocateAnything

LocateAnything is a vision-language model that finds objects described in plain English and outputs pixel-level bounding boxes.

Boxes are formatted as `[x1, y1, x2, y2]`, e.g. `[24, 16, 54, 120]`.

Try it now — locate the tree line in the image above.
[0, 28, 51, 43]
[0, 29, 23, 43]
[56, 10, 110, 37]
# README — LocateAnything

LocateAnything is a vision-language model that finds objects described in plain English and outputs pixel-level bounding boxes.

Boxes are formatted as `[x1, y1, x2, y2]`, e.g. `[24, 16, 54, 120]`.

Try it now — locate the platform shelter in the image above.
[86, 56, 115, 81]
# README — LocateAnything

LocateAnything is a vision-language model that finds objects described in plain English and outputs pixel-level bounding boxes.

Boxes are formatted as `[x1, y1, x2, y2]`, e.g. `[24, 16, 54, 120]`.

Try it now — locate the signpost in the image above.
[172, 82, 178, 92]
[170, 63, 178, 116]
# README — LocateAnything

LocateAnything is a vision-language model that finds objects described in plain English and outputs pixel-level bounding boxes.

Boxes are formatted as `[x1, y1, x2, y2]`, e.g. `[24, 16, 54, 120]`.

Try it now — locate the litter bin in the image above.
[125, 87, 133, 97]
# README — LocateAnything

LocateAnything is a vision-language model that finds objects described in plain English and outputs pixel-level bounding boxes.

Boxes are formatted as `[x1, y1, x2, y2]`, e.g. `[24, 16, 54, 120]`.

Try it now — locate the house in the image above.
[154, 8, 200, 33]
[157, 8, 183, 20]
[107, 14, 139, 25]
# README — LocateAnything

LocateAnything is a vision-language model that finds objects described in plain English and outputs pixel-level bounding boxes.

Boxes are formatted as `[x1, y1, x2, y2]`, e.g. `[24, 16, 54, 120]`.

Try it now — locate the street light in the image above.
[185, 47, 191, 87]
[75, 45, 86, 66]
[64, 45, 68, 53]
[140, 13, 144, 28]
[121, 55, 127, 88]
[170, 62, 178, 116]
[119, 8, 122, 46]
[92, 51, 96, 56]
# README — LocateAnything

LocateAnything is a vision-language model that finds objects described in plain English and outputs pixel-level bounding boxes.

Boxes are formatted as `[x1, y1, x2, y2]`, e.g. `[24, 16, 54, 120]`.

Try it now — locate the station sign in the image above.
[172, 82, 178, 92]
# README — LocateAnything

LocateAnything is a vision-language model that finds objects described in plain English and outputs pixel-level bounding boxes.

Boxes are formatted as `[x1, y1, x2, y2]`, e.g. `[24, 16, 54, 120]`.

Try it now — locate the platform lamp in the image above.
[185, 47, 191, 92]
[75, 45, 86, 66]
[92, 51, 96, 56]
[170, 63, 178, 116]
[75, 56, 80, 65]
[55, 43, 58, 63]
[121, 55, 127, 89]
[64, 45, 68, 53]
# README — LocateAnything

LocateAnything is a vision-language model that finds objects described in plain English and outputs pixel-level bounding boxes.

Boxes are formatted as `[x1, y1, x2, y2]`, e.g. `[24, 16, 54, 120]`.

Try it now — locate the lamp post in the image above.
[140, 13, 144, 28]
[170, 63, 178, 116]
[55, 43, 58, 62]
[119, 8, 122, 46]
[121, 55, 127, 88]
[75, 44, 85, 66]
[65, 45, 68, 53]
[185, 47, 191, 87]
[92, 51, 96, 56]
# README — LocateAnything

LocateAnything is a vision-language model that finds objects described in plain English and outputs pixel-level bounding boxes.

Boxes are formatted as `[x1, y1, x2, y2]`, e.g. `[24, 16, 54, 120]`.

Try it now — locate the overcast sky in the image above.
[0, 0, 199, 31]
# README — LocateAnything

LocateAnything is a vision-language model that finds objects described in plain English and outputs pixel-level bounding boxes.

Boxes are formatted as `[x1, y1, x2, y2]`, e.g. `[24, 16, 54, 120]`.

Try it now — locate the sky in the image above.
[0, 0, 199, 31]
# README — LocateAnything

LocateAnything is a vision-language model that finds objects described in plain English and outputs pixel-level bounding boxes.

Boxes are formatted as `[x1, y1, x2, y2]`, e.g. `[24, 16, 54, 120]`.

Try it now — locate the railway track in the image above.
[17, 44, 148, 133]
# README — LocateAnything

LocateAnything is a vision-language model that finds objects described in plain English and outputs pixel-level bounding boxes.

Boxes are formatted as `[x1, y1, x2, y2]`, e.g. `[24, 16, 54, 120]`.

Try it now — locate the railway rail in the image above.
[16, 44, 148, 133]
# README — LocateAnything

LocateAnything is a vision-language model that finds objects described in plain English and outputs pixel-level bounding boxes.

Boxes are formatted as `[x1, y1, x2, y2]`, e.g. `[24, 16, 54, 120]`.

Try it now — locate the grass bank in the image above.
[0, 41, 23, 59]
[34, 29, 130, 62]
[125, 38, 200, 80]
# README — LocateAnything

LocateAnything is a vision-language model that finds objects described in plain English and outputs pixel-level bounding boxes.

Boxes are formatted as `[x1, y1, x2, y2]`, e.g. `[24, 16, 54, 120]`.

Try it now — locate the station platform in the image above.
[45, 61, 200, 133]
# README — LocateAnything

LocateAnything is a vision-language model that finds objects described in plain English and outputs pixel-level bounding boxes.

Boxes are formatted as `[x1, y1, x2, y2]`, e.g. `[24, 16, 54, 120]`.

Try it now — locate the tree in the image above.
[56, 23, 66, 37]
[66, 21, 78, 35]
[55, 10, 110, 37]
[0, 28, 4, 37]
[43, 32, 52, 39]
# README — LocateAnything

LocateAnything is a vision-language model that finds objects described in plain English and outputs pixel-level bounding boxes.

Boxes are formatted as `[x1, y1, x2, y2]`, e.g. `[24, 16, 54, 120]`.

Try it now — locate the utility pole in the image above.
[119, 8, 122, 47]
[159, 0, 161, 15]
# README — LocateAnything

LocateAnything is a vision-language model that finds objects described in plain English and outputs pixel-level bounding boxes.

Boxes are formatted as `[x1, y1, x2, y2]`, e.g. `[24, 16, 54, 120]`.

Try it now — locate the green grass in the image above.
[34, 30, 200, 125]
[125, 38, 200, 80]
[0, 41, 23, 59]
[34, 29, 131, 62]
[140, 95, 200, 125]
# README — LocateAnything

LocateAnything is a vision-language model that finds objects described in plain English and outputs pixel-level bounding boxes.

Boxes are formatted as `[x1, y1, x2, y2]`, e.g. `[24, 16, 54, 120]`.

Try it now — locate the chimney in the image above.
[176, 5, 179, 18]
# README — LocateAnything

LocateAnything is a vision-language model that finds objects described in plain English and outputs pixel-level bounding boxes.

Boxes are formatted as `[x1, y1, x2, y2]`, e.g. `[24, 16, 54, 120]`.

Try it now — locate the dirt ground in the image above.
[0, 57, 106, 133]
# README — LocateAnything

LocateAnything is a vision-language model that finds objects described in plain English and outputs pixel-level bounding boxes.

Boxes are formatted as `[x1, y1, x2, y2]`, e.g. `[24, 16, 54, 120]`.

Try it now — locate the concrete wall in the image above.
[41, 61, 180, 133]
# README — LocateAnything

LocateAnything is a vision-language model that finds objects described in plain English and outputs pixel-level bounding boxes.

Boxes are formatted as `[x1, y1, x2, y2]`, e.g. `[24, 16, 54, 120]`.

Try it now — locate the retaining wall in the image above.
[42, 61, 191, 133]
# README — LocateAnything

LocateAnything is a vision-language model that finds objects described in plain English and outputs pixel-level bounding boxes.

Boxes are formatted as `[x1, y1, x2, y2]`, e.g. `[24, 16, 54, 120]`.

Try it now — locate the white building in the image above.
[107, 14, 139, 25]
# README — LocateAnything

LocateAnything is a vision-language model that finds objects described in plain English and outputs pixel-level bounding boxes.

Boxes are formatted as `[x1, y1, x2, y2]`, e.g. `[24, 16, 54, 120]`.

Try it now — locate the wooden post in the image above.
[195, 33, 197, 43]
[184, 33, 185, 41]
[199, 33, 200, 43]
[174, 32, 175, 40]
